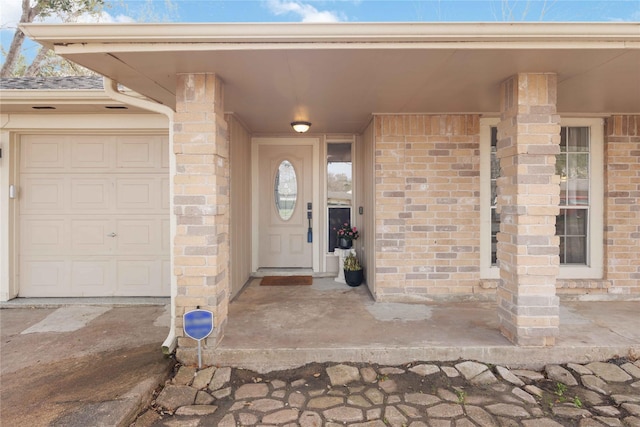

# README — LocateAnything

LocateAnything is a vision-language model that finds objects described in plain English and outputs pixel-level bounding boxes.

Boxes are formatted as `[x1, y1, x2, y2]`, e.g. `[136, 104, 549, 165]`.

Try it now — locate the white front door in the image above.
[258, 144, 313, 268]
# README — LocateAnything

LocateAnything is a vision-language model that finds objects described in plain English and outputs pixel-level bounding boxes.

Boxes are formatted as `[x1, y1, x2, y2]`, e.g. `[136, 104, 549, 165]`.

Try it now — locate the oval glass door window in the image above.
[274, 160, 297, 221]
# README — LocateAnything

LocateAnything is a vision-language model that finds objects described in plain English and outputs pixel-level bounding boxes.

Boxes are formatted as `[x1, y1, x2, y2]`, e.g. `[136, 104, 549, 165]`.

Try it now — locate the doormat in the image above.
[260, 276, 313, 286]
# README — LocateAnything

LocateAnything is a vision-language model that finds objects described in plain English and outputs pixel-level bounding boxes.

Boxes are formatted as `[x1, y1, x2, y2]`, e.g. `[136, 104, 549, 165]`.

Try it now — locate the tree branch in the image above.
[24, 46, 50, 77]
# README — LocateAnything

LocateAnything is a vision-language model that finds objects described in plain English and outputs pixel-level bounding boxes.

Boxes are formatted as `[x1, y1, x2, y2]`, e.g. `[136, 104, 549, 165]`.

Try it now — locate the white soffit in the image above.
[20, 22, 640, 134]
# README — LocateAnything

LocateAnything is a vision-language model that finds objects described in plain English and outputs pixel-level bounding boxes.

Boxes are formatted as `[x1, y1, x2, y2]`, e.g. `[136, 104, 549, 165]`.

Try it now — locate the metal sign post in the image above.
[183, 309, 214, 369]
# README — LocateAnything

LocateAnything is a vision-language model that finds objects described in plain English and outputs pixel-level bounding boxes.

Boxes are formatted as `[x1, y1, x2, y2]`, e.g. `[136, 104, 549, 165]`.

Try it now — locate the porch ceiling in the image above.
[21, 22, 640, 134]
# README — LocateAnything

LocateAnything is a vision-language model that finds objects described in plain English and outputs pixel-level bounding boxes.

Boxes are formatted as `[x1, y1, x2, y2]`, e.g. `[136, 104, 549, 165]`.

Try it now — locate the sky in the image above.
[2, 0, 640, 62]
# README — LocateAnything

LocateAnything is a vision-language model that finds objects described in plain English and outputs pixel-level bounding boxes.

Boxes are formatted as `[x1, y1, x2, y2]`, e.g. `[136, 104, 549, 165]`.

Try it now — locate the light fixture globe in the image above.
[291, 121, 311, 133]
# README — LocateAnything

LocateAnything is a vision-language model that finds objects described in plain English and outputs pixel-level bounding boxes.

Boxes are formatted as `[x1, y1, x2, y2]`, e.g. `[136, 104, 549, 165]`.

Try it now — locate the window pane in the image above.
[566, 152, 589, 205]
[569, 153, 589, 179]
[556, 154, 567, 178]
[558, 209, 588, 265]
[491, 208, 499, 265]
[568, 127, 589, 152]
[560, 127, 567, 152]
[557, 154, 567, 205]
[328, 207, 351, 252]
[490, 128, 500, 180]
[567, 179, 589, 206]
[274, 160, 297, 221]
[491, 181, 498, 207]
[556, 209, 566, 236]
[566, 209, 587, 236]
[565, 237, 587, 264]
[327, 143, 352, 206]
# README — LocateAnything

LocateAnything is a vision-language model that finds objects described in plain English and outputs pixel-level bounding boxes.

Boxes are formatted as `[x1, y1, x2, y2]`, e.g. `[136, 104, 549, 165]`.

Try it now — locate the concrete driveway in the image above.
[0, 301, 173, 426]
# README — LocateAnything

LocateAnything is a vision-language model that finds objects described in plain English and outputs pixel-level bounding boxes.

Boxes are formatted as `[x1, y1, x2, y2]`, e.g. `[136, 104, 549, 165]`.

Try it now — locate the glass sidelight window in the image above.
[490, 127, 500, 265]
[327, 142, 352, 252]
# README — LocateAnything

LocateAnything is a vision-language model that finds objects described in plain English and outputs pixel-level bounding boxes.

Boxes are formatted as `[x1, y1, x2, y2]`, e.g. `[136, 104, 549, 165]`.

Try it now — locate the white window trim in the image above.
[480, 117, 604, 280]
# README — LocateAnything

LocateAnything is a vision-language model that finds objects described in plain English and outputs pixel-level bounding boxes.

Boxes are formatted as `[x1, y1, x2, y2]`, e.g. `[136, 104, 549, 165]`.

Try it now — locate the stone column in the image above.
[496, 73, 561, 346]
[173, 73, 229, 363]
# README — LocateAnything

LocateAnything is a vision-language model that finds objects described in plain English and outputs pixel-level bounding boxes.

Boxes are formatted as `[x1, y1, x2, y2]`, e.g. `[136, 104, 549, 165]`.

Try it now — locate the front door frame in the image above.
[251, 137, 320, 273]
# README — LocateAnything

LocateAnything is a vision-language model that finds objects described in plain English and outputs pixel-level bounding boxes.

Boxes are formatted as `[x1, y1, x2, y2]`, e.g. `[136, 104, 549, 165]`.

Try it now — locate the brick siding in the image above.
[373, 114, 483, 300]
[605, 115, 640, 295]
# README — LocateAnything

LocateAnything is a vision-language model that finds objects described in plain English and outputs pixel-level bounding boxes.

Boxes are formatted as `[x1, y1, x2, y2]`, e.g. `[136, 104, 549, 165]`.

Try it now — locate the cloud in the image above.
[265, 0, 344, 23]
[0, 0, 23, 30]
[77, 12, 136, 24]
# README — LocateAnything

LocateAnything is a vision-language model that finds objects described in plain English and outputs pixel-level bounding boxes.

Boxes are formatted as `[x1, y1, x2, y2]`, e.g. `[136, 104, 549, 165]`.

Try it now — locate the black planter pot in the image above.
[338, 237, 352, 249]
[344, 269, 364, 287]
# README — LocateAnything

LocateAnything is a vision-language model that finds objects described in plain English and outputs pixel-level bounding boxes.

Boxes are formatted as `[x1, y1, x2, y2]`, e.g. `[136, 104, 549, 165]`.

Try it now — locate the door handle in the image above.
[107, 232, 117, 237]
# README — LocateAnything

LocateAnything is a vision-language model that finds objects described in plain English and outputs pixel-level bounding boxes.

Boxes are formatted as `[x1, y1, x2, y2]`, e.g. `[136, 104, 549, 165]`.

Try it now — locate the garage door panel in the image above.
[20, 259, 70, 297]
[21, 177, 66, 213]
[71, 260, 112, 295]
[161, 258, 171, 294]
[115, 218, 161, 254]
[71, 137, 113, 169]
[161, 136, 170, 168]
[116, 178, 158, 211]
[21, 136, 67, 171]
[71, 178, 112, 211]
[161, 177, 170, 210]
[116, 258, 164, 296]
[161, 218, 170, 252]
[70, 219, 112, 254]
[21, 218, 68, 254]
[116, 137, 159, 169]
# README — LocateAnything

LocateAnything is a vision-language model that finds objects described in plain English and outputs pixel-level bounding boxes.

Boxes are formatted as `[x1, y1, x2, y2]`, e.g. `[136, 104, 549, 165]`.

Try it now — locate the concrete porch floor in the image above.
[210, 277, 640, 373]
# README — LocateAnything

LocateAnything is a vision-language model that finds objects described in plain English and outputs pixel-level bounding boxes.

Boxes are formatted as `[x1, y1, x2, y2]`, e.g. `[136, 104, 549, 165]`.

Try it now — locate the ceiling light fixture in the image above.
[291, 121, 311, 133]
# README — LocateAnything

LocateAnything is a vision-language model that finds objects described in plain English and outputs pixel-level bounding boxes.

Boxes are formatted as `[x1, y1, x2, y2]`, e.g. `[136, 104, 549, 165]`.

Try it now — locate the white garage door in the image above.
[18, 134, 170, 297]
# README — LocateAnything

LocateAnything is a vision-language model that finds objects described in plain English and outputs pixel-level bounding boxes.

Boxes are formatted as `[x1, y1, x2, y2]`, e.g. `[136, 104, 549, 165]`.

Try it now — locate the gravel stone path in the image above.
[134, 359, 640, 427]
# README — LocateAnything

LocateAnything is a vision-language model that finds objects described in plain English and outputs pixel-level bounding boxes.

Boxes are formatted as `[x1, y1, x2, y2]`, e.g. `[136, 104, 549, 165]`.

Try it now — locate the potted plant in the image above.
[335, 222, 359, 249]
[343, 253, 364, 287]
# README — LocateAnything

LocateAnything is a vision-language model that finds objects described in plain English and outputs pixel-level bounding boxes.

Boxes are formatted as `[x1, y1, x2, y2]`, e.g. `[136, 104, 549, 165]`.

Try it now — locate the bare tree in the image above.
[493, 0, 557, 21]
[1, 0, 104, 77]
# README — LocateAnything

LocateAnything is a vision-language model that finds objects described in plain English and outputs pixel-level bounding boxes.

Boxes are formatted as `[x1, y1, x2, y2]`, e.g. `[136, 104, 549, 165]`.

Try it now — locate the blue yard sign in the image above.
[184, 309, 214, 340]
[183, 309, 214, 368]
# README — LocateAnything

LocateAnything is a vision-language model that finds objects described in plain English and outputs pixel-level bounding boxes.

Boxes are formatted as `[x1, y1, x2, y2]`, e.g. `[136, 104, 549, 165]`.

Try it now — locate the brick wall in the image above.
[605, 115, 640, 296]
[371, 111, 638, 306]
[373, 114, 483, 301]
[172, 74, 230, 363]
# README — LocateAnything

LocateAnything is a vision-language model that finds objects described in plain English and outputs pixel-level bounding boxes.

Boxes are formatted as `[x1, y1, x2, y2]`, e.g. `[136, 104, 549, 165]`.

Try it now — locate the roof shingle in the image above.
[0, 76, 103, 90]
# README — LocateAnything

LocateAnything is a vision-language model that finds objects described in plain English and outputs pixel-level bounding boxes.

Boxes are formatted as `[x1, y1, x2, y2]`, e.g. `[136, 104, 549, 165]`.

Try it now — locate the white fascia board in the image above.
[0, 113, 168, 130]
[21, 22, 640, 48]
[50, 40, 640, 56]
[0, 90, 121, 105]
[0, 89, 159, 110]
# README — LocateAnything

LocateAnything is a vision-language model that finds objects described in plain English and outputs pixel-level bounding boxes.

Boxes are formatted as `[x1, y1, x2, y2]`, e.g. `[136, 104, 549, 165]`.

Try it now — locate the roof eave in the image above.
[21, 21, 640, 47]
